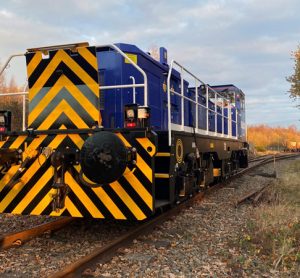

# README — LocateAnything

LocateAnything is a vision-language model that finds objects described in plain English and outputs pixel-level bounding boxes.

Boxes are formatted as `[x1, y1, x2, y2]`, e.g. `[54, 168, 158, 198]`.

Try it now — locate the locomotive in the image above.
[0, 42, 248, 220]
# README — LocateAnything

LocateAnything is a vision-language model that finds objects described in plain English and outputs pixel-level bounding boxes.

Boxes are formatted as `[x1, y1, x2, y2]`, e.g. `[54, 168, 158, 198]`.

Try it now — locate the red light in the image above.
[0, 127, 5, 132]
[126, 122, 136, 128]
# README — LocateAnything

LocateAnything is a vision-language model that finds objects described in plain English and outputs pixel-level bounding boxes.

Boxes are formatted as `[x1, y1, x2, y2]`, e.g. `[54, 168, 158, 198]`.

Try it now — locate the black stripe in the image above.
[119, 176, 152, 216]
[130, 168, 153, 195]
[62, 210, 71, 217]
[28, 58, 51, 89]
[43, 61, 93, 88]
[25, 52, 35, 65]
[4, 160, 51, 212]
[73, 50, 98, 81]
[67, 170, 114, 219]
[23, 177, 53, 215]
[27, 48, 98, 88]
[102, 184, 137, 220]
[49, 113, 79, 130]
[65, 190, 93, 217]
[29, 89, 96, 129]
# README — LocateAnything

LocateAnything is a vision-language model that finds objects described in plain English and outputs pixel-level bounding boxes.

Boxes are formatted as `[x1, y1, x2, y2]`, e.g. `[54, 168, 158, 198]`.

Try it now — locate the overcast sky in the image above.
[0, 0, 299, 128]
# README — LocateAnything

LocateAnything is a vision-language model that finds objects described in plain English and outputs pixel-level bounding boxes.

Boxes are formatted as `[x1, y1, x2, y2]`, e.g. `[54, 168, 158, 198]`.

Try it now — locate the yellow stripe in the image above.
[10, 136, 27, 149]
[0, 134, 67, 211]
[0, 165, 19, 195]
[110, 181, 146, 220]
[23, 135, 47, 158]
[136, 138, 156, 157]
[116, 133, 152, 182]
[0, 140, 7, 148]
[68, 133, 85, 149]
[124, 170, 153, 210]
[29, 75, 99, 125]
[78, 47, 98, 70]
[155, 173, 170, 179]
[29, 51, 64, 100]
[92, 187, 126, 220]
[65, 172, 104, 218]
[27, 51, 42, 78]
[28, 77, 64, 125]
[29, 49, 99, 101]
[31, 189, 55, 215]
[37, 99, 89, 130]
[60, 50, 99, 96]
[50, 197, 83, 217]
[64, 76, 99, 119]
[12, 167, 53, 214]
[155, 152, 171, 157]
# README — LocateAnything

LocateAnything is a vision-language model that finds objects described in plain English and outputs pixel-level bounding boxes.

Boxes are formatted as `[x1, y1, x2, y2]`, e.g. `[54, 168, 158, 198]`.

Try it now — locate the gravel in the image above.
[88, 158, 299, 277]
[0, 157, 298, 277]
[0, 218, 138, 277]
[0, 214, 54, 235]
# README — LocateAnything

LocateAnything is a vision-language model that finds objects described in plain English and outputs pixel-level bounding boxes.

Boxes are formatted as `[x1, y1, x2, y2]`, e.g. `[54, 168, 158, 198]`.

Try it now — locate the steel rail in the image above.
[47, 153, 300, 278]
[0, 217, 73, 249]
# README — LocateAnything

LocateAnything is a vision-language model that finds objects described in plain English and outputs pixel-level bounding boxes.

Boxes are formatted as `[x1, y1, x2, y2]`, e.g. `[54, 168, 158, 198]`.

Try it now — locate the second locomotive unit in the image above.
[0, 42, 248, 220]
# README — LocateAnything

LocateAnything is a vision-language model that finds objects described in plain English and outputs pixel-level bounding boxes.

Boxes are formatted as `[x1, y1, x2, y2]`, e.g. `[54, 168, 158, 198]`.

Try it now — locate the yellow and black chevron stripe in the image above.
[26, 46, 100, 130]
[0, 131, 156, 220]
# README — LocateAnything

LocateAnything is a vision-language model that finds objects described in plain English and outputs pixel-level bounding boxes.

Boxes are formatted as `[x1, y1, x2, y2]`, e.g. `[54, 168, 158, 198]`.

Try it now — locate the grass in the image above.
[247, 159, 300, 273]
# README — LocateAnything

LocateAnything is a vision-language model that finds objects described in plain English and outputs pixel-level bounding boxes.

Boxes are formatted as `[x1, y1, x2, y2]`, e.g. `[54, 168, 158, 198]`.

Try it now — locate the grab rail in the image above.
[167, 59, 237, 146]
[96, 44, 148, 107]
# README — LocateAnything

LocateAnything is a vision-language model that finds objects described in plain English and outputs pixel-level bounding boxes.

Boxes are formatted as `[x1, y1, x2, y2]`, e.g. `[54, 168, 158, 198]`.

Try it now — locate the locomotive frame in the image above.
[0, 42, 248, 221]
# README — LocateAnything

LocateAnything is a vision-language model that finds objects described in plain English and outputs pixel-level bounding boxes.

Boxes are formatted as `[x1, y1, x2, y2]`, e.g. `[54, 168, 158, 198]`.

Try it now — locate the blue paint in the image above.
[95, 43, 246, 139]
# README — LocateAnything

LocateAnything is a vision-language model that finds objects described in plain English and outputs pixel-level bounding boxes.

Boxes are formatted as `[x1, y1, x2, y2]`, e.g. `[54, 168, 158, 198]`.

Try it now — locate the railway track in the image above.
[48, 153, 300, 278]
[0, 217, 73, 249]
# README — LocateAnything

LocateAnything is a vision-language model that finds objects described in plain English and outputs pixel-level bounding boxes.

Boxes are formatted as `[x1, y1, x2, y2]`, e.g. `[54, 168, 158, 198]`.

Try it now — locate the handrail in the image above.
[130, 76, 136, 104]
[96, 44, 148, 107]
[167, 59, 238, 146]
[0, 53, 24, 77]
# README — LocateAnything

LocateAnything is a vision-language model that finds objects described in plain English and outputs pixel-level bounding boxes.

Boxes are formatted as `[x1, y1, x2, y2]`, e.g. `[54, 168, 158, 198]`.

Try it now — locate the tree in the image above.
[286, 46, 300, 106]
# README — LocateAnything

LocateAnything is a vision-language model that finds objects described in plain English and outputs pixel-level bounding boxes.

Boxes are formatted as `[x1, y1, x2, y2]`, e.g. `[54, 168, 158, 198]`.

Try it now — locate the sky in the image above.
[0, 0, 299, 128]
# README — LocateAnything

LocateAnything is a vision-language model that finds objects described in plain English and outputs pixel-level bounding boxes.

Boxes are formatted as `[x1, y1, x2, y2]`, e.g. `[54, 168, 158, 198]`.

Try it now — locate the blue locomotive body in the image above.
[96, 43, 246, 140]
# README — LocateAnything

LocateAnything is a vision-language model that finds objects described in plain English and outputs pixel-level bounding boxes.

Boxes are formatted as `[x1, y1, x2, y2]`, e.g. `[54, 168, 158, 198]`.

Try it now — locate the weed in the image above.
[248, 159, 300, 271]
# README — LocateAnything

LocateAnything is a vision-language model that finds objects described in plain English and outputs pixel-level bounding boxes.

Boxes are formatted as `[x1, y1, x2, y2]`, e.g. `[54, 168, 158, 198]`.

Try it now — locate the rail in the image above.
[48, 153, 300, 277]
[167, 59, 238, 146]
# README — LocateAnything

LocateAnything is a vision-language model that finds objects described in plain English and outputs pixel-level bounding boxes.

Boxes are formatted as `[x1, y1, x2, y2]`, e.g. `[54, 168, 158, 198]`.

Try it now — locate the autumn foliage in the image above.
[0, 65, 27, 131]
[247, 124, 300, 152]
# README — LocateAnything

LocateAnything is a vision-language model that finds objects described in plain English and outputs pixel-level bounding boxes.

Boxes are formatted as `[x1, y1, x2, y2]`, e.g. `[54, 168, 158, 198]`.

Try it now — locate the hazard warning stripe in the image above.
[136, 138, 156, 157]
[78, 47, 98, 70]
[0, 134, 67, 212]
[123, 170, 153, 210]
[0, 130, 154, 220]
[26, 46, 100, 130]
[29, 76, 99, 125]
[28, 50, 98, 99]
[50, 196, 83, 217]
[0, 140, 6, 148]
[92, 187, 126, 220]
[27, 51, 42, 77]
[110, 181, 146, 221]
[37, 100, 89, 130]
[116, 133, 153, 183]
[65, 172, 104, 218]
[12, 166, 53, 214]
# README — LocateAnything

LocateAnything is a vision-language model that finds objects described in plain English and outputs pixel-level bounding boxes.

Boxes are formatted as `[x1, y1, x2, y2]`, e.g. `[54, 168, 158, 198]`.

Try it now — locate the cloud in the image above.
[0, 0, 299, 128]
